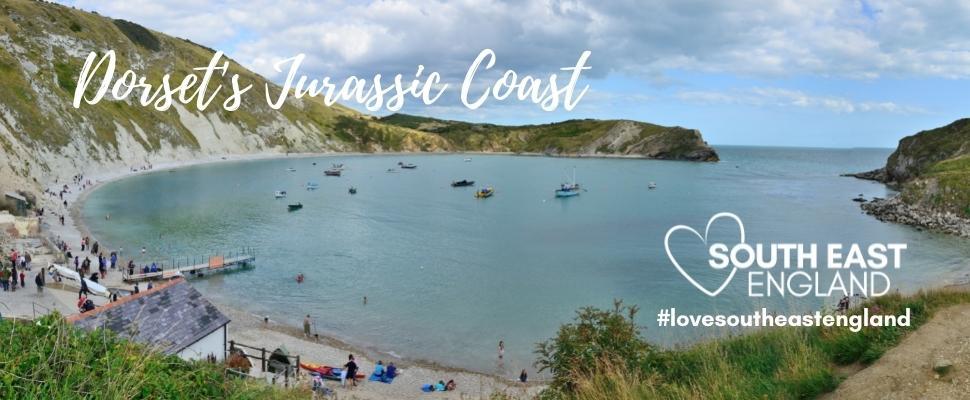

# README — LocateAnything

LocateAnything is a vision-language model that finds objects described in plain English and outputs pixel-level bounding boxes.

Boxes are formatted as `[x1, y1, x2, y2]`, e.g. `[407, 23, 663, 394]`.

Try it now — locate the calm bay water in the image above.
[82, 147, 970, 374]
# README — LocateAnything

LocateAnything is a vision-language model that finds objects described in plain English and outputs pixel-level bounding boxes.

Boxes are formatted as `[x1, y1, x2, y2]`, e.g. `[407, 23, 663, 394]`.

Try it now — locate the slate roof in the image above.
[68, 278, 230, 355]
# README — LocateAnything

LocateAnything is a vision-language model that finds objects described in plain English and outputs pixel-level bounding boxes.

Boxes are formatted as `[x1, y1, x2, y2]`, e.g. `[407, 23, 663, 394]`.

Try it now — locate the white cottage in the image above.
[69, 277, 230, 361]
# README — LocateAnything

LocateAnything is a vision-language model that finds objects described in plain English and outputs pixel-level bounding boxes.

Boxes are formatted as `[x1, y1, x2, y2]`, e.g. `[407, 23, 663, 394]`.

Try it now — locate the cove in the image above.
[81, 148, 970, 374]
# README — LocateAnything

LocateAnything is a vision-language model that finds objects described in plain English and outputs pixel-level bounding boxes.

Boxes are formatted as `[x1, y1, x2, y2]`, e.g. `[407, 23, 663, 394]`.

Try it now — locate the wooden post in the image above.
[296, 355, 300, 379]
[261, 347, 267, 372]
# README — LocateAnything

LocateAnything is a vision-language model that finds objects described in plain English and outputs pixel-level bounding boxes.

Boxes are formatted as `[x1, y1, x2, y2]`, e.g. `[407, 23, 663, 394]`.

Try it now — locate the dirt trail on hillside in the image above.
[823, 303, 970, 399]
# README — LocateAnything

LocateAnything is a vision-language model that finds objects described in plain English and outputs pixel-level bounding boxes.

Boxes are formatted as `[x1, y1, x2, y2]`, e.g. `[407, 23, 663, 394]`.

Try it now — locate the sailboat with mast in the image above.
[555, 167, 582, 198]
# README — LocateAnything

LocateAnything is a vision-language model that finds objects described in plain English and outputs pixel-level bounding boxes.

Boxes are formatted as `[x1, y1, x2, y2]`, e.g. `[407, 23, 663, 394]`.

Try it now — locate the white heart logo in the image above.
[664, 212, 745, 297]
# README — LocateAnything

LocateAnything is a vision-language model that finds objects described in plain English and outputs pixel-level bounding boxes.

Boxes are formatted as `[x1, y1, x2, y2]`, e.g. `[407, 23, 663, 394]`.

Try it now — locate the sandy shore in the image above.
[31, 151, 546, 399]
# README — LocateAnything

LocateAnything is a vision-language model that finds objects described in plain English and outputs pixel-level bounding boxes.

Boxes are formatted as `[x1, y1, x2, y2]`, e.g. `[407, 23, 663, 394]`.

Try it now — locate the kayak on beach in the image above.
[299, 362, 366, 381]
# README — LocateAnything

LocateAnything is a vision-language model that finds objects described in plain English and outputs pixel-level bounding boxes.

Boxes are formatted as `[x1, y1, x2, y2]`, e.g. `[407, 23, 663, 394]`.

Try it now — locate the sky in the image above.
[56, 0, 970, 148]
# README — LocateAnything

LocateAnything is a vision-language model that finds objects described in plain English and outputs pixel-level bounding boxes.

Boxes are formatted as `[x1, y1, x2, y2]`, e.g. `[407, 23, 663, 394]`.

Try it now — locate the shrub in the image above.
[112, 19, 160, 51]
[535, 300, 652, 391]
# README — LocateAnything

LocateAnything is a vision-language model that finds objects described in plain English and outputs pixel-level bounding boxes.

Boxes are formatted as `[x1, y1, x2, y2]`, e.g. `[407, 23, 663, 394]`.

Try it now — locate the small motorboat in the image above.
[852, 194, 866, 202]
[451, 179, 475, 187]
[648, 182, 657, 190]
[305, 182, 319, 190]
[399, 162, 417, 169]
[475, 187, 494, 199]
[348, 187, 357, 195]
[274, 190, 287, 199]
[299, 362, 366, 381]
[287, 168, 296, 172]
[324, 169, 342, 176]
[464, 158, 472, 162]
[288, 203, 303, 211]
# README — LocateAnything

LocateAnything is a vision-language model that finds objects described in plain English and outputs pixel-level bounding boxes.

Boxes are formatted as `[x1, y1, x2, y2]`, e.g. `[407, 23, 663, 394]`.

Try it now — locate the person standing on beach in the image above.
[498, 340, 505, 360]
[303, 315, 312, 337]
[344, 354, 359, 388]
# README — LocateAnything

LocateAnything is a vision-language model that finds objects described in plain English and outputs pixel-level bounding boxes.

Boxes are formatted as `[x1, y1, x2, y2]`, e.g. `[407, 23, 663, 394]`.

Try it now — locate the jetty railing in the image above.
[122, 247, 257, 282]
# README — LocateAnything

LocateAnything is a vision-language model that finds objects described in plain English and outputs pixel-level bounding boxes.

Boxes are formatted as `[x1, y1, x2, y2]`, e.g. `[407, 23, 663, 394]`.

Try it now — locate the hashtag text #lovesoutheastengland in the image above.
[656, 307, 910, 333]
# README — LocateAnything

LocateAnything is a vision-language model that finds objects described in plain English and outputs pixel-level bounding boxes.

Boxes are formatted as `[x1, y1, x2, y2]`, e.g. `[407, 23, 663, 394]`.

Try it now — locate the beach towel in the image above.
[421, 384, 434, 392]
[370, 373, 395, 383]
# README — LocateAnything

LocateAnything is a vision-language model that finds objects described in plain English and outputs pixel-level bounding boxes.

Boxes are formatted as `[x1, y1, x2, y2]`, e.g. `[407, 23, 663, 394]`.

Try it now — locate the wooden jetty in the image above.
[123, 248, 256, 282]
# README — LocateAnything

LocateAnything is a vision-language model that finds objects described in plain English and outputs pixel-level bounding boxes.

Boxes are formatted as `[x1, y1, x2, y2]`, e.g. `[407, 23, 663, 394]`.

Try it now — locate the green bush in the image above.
[535, 300, 652, 391]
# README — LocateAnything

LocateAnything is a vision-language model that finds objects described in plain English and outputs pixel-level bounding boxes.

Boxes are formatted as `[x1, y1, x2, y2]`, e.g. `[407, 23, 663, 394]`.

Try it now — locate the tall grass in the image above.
[0, 313, 308, 399]
[541, 289, 970, 400]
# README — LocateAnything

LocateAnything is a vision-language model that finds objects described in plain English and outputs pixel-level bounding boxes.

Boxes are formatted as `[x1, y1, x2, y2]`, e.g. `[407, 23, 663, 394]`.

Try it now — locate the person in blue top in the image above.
[370, 360, 385, 381]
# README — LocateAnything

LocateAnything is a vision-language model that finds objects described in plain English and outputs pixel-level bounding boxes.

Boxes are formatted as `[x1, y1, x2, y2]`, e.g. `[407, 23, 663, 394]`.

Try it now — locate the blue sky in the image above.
[58, 0, 970, 148]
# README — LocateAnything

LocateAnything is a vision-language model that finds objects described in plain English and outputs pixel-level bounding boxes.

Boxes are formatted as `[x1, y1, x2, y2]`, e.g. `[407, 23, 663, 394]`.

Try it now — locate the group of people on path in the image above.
[1, 248, 41, 294]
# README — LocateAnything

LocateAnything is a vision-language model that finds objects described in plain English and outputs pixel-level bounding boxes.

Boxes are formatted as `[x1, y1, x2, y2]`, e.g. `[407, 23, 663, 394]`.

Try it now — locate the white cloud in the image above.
[57, 0, 970, 82]
[676, 87, 926, 114]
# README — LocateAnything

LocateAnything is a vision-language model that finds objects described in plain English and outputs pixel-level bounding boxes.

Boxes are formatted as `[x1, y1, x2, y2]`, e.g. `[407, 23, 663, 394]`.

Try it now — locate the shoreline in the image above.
[41, 151, 549, 396]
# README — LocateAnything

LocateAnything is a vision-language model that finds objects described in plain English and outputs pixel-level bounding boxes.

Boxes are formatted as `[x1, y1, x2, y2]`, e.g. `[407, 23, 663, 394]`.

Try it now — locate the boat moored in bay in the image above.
[475, 187, 494, 198]
[555, 167, 582, 198]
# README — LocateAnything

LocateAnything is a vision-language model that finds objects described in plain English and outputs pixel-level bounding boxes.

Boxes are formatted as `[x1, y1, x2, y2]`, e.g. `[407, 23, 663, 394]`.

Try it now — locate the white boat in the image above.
[305, 182, 319, 190]
[463, 158, 472, 162]
[648, 182, 657, 189]
[287, 168, 296, 172]
[274, 190, 287, 198]
[49, 263, 109, 297]
[555, 167, 582, 198]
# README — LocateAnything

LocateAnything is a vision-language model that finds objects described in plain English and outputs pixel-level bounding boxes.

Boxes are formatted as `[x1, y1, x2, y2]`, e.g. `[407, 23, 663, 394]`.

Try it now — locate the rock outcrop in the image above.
[848, 118, 970, 235]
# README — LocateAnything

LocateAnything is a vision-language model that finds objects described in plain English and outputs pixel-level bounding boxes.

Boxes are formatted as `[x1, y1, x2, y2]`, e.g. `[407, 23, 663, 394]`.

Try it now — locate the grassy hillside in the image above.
[0, 0, 446, 190]
[0, 313, 307, 399]
[379, 114, 719, 161]
[534, 290, 970, 400]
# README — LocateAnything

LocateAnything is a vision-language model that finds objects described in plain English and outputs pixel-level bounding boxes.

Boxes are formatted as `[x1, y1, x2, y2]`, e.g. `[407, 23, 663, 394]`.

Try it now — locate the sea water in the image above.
[82, 147, 970, 374]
